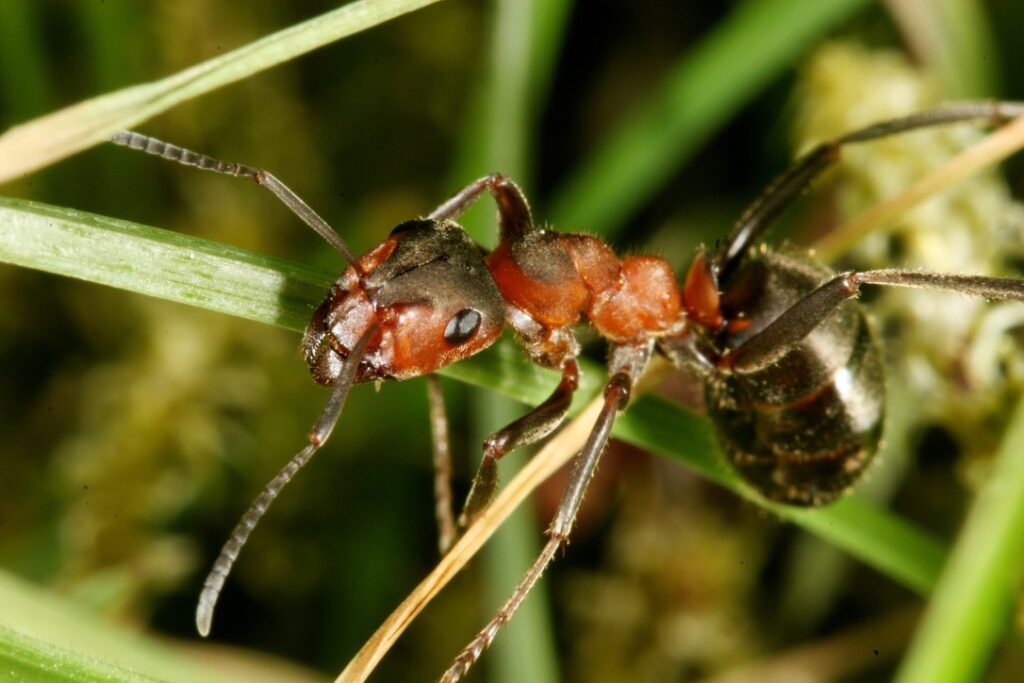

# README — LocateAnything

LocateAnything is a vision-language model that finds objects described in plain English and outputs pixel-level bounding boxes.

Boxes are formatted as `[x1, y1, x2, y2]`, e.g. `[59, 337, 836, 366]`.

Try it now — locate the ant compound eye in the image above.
[444, 308, 482, 345]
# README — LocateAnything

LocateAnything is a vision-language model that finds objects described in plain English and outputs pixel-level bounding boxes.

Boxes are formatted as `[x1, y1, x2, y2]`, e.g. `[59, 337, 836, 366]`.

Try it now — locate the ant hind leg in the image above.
[715, 100, 1024, 279]
[725, 269, 1024, 373]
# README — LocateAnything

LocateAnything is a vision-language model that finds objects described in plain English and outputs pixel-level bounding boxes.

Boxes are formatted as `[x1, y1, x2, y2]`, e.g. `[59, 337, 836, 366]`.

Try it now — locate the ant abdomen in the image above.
[706, 249, 886, 505]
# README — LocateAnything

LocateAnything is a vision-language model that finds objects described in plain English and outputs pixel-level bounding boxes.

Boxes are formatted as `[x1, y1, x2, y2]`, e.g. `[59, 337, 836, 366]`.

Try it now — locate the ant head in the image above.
[304, 219, 506, 383]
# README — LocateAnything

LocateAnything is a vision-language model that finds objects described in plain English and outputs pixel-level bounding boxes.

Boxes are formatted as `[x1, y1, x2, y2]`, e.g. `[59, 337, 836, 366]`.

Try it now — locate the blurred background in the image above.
[2, 1, 1024, 681]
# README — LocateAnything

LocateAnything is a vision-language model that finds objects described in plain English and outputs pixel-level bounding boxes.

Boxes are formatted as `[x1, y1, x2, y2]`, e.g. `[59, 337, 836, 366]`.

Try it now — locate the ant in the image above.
[112, 100, 1024, 682]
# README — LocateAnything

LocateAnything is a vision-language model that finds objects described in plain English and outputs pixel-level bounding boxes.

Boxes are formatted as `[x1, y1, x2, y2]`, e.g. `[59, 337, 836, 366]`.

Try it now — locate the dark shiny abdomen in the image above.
[704, 250, 885, 506]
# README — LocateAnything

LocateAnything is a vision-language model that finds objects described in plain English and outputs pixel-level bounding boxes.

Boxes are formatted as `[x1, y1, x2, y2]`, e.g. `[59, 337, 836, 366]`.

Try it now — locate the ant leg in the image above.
[456, 359, 580, 532]
[441, 343, 651, 683]
[427, 174, 534, 241]
[725, 270, 1024, 373]
[715, 100, 1024, 278]
[657, 330, 718, 377]
[427, 375, 458, 554]
[194, 323, 377, 637]
[110, 131, 359, 269]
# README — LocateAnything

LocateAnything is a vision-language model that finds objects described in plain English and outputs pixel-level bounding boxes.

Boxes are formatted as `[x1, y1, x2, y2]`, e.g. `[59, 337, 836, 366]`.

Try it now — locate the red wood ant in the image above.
[112, 100, 1024, 682]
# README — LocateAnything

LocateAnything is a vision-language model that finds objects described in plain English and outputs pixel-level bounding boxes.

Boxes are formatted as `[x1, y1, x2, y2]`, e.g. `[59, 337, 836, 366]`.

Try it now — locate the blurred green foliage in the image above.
[3, 1, 1024, 682]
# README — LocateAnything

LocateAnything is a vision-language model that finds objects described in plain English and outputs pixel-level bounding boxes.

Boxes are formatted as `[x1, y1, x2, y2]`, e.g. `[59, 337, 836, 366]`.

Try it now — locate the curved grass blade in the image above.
[0, 0, 444, 184]
[0, 196, 333, 332]
[894, 395, 1024, 683]
[0, 572, 239, 683]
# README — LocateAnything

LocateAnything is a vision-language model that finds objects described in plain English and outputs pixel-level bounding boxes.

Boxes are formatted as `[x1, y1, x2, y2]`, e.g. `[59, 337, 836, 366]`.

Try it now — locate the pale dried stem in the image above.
[334, 395, 604, 683]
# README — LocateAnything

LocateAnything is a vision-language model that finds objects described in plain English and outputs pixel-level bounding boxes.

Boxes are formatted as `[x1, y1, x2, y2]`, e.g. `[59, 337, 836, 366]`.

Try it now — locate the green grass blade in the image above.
[894, 395, 1024, 683]
[934, 0, 1000, 96]
[616, 394, 946, 594]
[0, 626, 162, 683]
[0, 195, 947, 599]
[546, 0, 872, 235]
[0, 571, 240, 683]
[0, 2, 54, 120]
[887, 0, 1000, 97]
[0, 196, 332, 332]
[0, 0, 444, 183]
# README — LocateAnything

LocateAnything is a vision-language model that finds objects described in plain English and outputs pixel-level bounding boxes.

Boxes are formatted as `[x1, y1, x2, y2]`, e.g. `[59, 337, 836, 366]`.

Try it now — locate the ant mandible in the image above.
[112, 100, 1024, 682]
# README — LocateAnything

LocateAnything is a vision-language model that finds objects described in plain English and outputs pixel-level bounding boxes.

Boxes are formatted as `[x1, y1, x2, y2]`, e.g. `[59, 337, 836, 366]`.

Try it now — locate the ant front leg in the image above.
[724, 270, 1024, 373]
[714, 101, 1024, 279]
[441, 341, 653, 683]
[428, 173, 534, 241]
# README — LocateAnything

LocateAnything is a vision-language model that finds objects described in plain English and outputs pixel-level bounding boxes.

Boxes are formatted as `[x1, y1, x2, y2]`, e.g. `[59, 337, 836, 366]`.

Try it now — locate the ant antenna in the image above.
[195, 323, 378, 636]
[110, 131, 362, 272]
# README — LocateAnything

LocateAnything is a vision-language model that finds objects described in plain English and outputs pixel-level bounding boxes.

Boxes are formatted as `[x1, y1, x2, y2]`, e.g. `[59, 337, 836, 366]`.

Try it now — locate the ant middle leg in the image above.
[724, 270, 1024, 373]
[715, 100, 1024, 278]
[441, 341, 652, 683]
